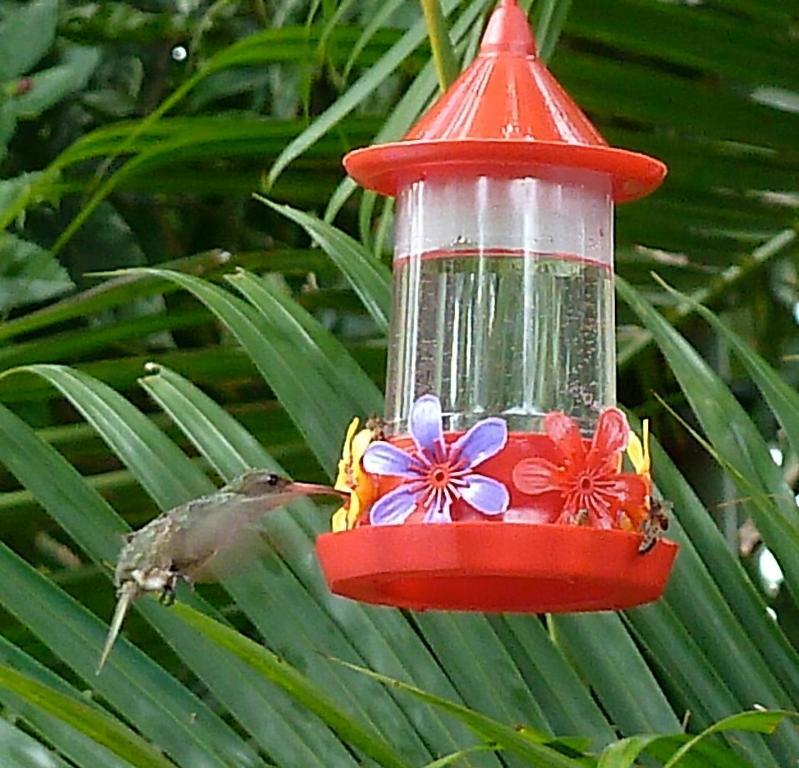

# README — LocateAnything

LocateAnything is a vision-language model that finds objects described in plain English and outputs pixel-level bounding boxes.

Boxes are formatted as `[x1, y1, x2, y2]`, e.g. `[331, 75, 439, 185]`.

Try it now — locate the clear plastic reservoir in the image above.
[385, 171, 615, 436]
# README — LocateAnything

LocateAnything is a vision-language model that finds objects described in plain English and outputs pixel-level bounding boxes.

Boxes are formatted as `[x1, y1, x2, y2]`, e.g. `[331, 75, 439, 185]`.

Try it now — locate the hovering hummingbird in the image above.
[97, 471, 342, 673]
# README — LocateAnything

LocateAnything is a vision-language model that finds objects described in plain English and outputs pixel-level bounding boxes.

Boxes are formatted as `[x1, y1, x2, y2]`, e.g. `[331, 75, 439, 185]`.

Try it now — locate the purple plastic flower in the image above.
[362, 395, 510, 525]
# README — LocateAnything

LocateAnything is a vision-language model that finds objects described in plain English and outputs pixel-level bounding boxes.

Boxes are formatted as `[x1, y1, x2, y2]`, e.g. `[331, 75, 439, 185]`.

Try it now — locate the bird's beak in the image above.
[286, 481, 347, 498]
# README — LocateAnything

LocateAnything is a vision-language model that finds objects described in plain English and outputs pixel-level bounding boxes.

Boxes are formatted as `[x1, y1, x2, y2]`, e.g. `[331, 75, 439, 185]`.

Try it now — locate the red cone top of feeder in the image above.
[345, 0, 666, 202]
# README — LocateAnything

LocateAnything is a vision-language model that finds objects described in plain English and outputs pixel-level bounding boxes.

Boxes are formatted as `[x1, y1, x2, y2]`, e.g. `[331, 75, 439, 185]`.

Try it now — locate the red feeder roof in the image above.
[345, 0, 666, 203]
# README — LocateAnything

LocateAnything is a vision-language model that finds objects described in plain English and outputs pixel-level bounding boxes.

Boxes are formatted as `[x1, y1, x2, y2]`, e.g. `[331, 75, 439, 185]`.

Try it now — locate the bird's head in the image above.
[232, 471, 344, 502]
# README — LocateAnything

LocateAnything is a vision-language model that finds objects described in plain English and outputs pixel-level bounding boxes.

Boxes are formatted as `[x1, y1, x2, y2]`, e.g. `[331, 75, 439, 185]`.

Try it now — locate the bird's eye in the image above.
[267, 474, 280, 486]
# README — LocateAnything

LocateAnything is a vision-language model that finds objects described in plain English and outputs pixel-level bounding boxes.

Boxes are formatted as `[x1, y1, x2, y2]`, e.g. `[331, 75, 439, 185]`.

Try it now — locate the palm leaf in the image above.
[0, 663, 175, 768]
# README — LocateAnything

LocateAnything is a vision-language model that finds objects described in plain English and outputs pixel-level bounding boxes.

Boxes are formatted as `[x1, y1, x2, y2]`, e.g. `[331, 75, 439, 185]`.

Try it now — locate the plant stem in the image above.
[617, 228, 798, 369]
[419, 0, 458, 92]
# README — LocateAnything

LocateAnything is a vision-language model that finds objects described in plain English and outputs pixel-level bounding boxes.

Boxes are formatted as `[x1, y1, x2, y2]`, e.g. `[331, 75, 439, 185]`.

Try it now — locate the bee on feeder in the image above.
[639, 497, 672, 555]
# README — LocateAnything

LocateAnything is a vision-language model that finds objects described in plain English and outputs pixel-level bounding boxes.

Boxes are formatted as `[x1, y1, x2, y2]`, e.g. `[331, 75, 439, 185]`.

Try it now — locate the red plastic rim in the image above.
[344, 139, 667, 203]
[316, 523, 678, 613]
[392, 248, 613, 269]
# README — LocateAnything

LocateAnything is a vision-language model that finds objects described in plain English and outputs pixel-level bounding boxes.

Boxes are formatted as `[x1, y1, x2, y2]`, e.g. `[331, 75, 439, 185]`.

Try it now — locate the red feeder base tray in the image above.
[316, 523, 678, 613]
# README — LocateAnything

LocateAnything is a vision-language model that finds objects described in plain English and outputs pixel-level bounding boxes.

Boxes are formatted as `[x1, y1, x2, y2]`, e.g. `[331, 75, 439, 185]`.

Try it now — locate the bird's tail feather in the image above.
[96, 581, 138, 674]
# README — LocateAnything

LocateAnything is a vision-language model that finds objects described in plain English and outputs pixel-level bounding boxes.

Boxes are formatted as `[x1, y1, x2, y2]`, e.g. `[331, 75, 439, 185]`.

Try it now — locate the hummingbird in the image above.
[97, 471, 342, 673]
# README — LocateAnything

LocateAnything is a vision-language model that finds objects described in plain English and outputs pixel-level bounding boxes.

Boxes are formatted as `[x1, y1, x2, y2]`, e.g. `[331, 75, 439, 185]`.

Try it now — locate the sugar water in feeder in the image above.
[316, 0, 678, 613]
[388, 172, 614, 434]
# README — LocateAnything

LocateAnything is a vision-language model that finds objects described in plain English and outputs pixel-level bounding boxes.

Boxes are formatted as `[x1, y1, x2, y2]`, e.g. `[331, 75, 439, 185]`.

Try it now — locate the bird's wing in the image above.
[167, 493, 270, 572]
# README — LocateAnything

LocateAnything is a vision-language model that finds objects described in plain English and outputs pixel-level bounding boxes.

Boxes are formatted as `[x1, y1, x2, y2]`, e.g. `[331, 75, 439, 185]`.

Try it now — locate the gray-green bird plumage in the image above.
[97, 471, 340, 673]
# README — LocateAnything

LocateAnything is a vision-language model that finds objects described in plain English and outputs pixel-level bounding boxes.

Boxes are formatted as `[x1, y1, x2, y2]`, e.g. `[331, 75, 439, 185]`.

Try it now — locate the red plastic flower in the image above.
[512, 408, 648, 529]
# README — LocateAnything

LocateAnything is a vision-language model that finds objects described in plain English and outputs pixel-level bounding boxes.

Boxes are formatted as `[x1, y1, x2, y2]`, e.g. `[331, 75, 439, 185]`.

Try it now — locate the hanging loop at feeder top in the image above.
[344, 0, 666, 202]
[479, 0, 536, 54]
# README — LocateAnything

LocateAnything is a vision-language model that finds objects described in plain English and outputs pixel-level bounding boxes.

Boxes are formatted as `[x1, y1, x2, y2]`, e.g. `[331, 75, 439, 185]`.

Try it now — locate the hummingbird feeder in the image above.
[316, 0, 678, 612]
